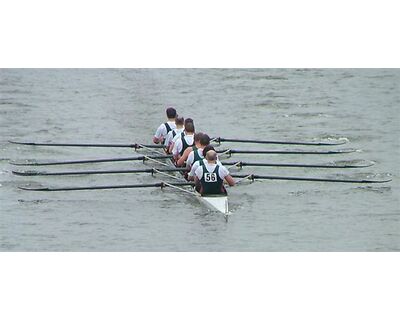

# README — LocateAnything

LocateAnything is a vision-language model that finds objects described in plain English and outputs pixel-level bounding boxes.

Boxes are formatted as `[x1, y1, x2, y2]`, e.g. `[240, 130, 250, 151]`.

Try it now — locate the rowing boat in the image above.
[11, 137, 392, 223]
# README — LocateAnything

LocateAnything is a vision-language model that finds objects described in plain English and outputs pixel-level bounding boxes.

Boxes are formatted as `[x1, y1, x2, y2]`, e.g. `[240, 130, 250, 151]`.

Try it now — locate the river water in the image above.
[0, 69, 399, 251]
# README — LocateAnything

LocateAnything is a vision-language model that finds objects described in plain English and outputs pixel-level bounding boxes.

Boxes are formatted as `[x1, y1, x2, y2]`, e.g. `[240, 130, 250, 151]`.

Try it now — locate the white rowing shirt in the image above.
[171, 130, 183, 144]
[164, 128, 184, 148]
[189, 158, 222, 178]
[154, 121, 176, 141]
[172, 134, 194, 157]
[195, 162, 230, 181]
[186, 148, 204, 168]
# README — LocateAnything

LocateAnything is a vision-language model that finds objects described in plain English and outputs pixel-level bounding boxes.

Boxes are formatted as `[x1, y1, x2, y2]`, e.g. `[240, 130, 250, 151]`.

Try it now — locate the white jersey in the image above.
[195, 162, 230, 181]
[164, 127, 184, 148]
[154, 121, 176, 141]
[172, 134, 194, 157]
[189, 158, 222, 178]
[171, 130, 182, 144]
[186, 148, 204, 168]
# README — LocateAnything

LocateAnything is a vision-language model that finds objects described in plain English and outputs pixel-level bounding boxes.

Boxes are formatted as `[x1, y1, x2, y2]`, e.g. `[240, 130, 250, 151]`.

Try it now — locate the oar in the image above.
[10, 138, 348, 148]
[231, 173, 392, 184]
[213, 137, 348, 146]
[9, 155, 172, 166]
[222, 160, 374, 169]
[10, 149, 354, 166]
[19, 181, 194, 192]
[218, 148, 356, 155]
[9, 140, 164, 149]
[13, 167, 186, 176]
[13, 160, 375, 176]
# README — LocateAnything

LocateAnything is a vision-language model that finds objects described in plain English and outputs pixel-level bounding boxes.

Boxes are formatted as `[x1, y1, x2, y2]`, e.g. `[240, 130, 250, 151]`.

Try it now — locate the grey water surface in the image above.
[0, 69, 399, 251]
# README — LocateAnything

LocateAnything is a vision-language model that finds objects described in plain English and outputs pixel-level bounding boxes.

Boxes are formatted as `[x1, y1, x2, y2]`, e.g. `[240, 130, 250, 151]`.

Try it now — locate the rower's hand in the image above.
[183, 171, 189, 181]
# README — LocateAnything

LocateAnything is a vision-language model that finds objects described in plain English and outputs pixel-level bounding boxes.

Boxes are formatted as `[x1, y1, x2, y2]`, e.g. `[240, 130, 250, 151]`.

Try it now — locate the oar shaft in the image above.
[9, 141, 164, 149]
[10, 155, 172, 166]
[13, 167, 186, 176]
[222, 161, 373, 168]
[231, 174, 391, 184]
[221, 149, 355, 155]
[215, 137, 347, 146]
[19, 181, 194, 191]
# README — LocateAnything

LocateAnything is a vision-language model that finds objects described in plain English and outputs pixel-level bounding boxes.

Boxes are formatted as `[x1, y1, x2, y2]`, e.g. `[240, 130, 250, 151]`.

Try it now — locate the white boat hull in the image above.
[194, 190, 229, 214]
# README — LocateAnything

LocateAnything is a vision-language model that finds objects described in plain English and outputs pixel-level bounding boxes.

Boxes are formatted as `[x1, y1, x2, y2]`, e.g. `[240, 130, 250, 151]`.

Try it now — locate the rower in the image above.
[164, 116, 184, 153]
[194, 150, 235, 195]
[172, 121, 195, 162]
[153, 107, 177, 144]
[168, 118, 194, 154]
[176, 132, 209, 167]
[187, 145, 221, 181]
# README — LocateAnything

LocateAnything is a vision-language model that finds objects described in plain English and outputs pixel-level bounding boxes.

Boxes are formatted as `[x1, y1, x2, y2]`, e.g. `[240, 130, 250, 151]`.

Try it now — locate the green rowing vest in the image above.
[200, 163, 224, 195]
[193, 147, 203, 163]
[180, 132, 193, 156]
[196, 159, 204, 167]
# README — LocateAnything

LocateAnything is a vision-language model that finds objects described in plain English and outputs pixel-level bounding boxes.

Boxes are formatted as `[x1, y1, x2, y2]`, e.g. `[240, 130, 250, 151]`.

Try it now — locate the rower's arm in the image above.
[168, 142, 175, 154]
[225, 175, 236, 187]
[172, 140, 182, 161]
[153, 124, 165, 144]
[177, 148, 191, 166]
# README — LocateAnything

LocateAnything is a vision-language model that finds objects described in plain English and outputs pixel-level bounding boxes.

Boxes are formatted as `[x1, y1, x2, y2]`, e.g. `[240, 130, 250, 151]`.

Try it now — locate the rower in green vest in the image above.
[177, 132, 210, 167]
[194, 150, 235, 195]
[188, 145, 223, 181]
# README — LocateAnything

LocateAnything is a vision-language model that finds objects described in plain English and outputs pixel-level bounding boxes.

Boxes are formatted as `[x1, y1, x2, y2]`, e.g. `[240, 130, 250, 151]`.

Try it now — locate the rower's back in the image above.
[172, 120, 195, 159]
[153, 107, 177, 144]
[195, 150, 234, 195]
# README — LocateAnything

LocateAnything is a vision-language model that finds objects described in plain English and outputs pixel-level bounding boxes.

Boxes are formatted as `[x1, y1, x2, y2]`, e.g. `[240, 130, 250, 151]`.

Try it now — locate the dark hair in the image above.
[166, 107, 177, 119]
[175, 116, 184, 126]
[202, 144, 215, 157]
[200, 134, 210, 146]
[194, 132, 203, 142]
[184, 118, 194, 126]
[185, 121, 195, 133]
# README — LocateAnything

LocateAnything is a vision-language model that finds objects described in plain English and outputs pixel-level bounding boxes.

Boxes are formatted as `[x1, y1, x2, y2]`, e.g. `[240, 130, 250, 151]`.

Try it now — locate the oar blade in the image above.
[12, 170, 42, 176]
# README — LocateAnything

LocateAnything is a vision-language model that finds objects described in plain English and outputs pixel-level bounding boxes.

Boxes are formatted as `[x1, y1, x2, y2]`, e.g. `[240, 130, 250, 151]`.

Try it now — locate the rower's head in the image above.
[166, 107, 177, 120]
[184, 118, 194, 128]
[175, 116, 184, 128]
[202, 145, 215, 157]
[194, 132, 203, 145]
[206, 150, 218, 163]
[185, 121, 195, 134]
[200, 134, 210, 147]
